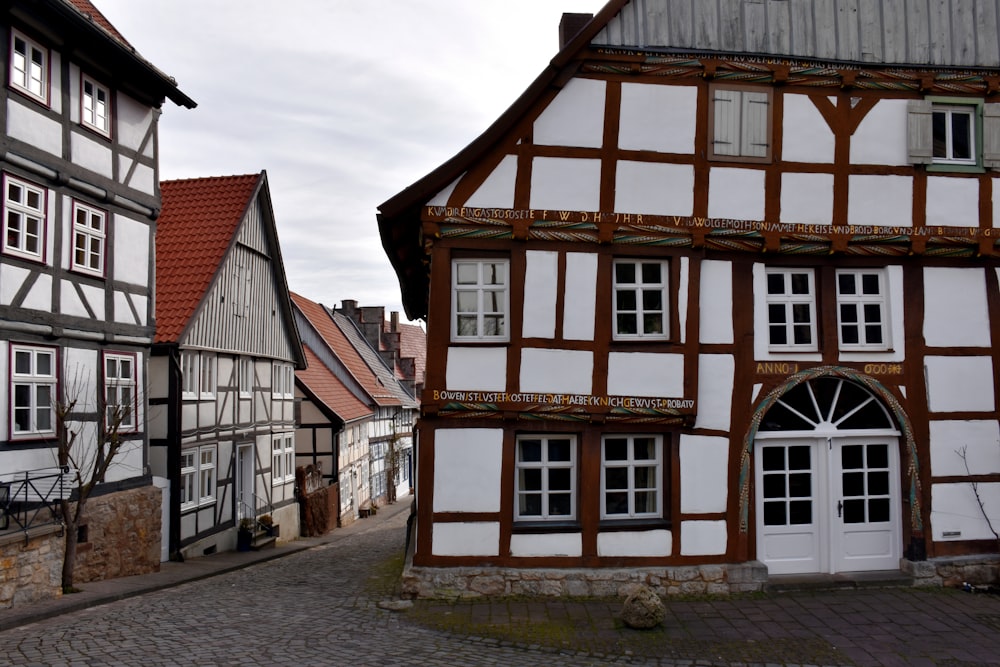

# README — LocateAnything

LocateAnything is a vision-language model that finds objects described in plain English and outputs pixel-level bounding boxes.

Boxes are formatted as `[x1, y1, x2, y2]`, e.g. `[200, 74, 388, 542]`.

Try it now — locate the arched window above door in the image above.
[759, 378, 895, 432]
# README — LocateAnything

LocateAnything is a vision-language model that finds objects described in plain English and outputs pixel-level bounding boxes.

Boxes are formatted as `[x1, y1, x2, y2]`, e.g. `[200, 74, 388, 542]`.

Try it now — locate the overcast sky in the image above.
[95, 0, 609, 321]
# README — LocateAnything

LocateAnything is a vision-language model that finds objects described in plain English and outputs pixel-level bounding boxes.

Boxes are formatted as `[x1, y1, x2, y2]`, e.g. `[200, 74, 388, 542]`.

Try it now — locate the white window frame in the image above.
[835, 269, 890, 351]
[272, 362, 293, 399]
[452, 258, 510, 342]
[612, 259, 669, 341]
[239, 357, 253, 397]
[765, 268, 818, 351]
[180, 451, 197, 509]
[181, 351, 198, 399]
[199, 353, 216, 399]
[3, 174, 46, 262]
[272, 433, 295, 485]
[81, 74, 111, 137]
[103, 352, 137, 433]
[709, 85, 772, 161]
[181, 445, 216, 510]
[515, 434, 577, 522]
[10, 30, 48, 104]
[600, 434, 663, 520]
[199, 446, 216, 504]
[931, 104, 978, 166]
[71, 200, 106, 277]
[10, 344, 57, 439]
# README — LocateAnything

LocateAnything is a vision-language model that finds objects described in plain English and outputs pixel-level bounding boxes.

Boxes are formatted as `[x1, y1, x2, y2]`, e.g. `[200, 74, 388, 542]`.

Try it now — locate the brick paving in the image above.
[0, 500, 998, 666]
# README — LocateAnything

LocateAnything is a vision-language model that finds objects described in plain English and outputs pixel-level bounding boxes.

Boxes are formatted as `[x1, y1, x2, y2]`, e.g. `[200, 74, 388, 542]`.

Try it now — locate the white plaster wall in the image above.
[465, 155, 517, 209]
[615, 162, 694, 216]
[924, 267, 990, 347]
[520, 348, 593, 394]
[699, 260, 733, 344]
[781, 172, 833, 225]
[59, 281, 106, 320]
[115, 92, 153, 155]
[530, 158, 601, 211]
[113, 215, 151, 287]
[678, 256, 689, 345]
[0, 265, 30, 306]
[680, 520, 728, 556]
[708, 168, 765, 220]
[929, 420, 1000, 477]
[71, 132, 113, 179]
[7, 99, 61, 157]
[597, 530, 672, 557]
[839, 265, 905, 363]
[510, 532, 583, 557]
[22, 274, 52, 312]
[563, 252, 597, 341]
[926, 177, 980, 228]
[433, 428, 503, 512]
[619, 83, 696, 154]
[446, 347, 507, 391]
[931, 482, 1000, 541]
[428, 176, 460, 207]
[113, 292, 139, 326]
[694, 357, 734, 432]
[851, 99, 909, 166]
[680, 435, 729, 513]
[923, 267, 991, 348]
[432, 522, 501, 557]
[63, 347, 98, 410]
[534, 78, 606, 149]
[782, 94, 835, 163]
[607, 352, 684, 397]
[522, 251, 558, 339]
[925, 356, 995, 413]
[847, 175, 912, 228]
[124, 160, 155, 196]
[751, 263, 823, 362]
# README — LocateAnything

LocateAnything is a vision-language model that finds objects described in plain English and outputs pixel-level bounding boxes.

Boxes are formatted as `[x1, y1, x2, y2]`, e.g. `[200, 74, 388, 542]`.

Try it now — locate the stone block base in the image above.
[902, 555, 1000, 587]
[0, 525, 64, 609]
[401, 561, 770, 599]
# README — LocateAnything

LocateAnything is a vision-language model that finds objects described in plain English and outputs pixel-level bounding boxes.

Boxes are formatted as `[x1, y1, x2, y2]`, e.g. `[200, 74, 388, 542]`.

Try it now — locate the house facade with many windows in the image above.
[0, 0, 193, 606]
[379, 0, 1000, 596]
[149, 172, 304, 560]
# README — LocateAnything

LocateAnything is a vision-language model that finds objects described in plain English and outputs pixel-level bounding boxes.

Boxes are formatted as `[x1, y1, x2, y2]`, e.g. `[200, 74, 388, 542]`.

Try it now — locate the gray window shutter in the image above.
[742, 90, 770, 158]
[983, 104, 1000, 169]
[712, 89, 740, 156]
[907, 99, 933, 164]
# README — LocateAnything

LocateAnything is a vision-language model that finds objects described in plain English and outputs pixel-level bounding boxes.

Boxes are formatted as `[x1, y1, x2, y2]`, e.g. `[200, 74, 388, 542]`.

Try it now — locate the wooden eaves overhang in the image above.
[13, 0, 197, 109]
[377, 0, 1000, 321]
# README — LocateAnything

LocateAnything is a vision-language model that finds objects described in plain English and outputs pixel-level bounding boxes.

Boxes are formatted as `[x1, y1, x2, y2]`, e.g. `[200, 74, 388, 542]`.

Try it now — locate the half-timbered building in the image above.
[0, 0, 193, 604]
[150, 172, 305, 559]
[379, 0, 1000, 596]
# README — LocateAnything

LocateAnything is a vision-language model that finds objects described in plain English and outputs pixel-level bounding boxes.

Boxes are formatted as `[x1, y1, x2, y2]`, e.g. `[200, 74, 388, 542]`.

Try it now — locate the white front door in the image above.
[236, 444, 254, 519]
[756, 436, 900, 575]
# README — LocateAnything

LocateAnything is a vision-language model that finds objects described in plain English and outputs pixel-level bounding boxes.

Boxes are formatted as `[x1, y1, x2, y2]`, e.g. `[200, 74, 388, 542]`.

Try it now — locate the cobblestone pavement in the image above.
[1, 502, 999, 666]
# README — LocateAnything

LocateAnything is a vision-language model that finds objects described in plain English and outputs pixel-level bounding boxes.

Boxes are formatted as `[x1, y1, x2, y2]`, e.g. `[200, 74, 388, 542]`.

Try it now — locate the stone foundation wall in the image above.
[73, 485, 162, 584]
[903, 555, 1000, 587]
[0, 525, 64, 609]
[401, 561, 770, 599]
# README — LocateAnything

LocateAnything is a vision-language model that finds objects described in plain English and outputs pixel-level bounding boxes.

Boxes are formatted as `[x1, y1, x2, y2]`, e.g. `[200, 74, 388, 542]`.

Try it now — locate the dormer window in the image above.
[10, 30, 48, 105]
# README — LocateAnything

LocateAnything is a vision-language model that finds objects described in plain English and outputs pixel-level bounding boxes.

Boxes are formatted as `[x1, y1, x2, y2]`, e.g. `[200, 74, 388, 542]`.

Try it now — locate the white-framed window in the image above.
[932, 104, 977, 165]
[199, 447, 216, 504]
[3, 174, 45, 261]
[908, 98, 1000, 169]
[272, 362, 293, 399]
[272, 433, 295, 485]
[452, 258, 509, 341]
[710, 85, 771, 161]
[10, 344, 56, 438]
[765, 268, 817, 350]
[613, 259, 669, 340]
[81, 74, 110, 136]
[515, 434, 576, 522]
[601, 434, 662, 519]
[199, 354, 216, 399]
[181, 445, 216, 510]
[10, 30, 47, 104]
[180, 451, 196, 508]
[103, 352, 136, 432]
[71, 201, 106, 276]
[836, 269, 889, 350]
[239, 357, 253, 397]
[181, 351, 198, 399]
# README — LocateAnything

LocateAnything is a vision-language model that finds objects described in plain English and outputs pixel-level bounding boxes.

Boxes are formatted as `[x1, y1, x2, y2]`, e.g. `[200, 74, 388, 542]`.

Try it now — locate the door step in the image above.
[766, 571, 914, 593]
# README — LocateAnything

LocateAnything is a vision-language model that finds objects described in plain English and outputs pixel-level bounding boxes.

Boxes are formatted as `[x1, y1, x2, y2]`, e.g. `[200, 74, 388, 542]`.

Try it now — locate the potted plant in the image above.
[237, 517, 254, 551]
[257, 514, 277, 537]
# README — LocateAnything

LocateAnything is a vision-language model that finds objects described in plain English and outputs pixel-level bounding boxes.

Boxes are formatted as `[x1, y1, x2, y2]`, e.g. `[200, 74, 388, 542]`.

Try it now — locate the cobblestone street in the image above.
[1, 502, 999, 666]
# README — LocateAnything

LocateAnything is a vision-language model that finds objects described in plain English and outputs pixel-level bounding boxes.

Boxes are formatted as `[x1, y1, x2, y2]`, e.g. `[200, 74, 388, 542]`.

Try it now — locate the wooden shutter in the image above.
[983, 103, 1000, 169]
[742, 90, 770, 158]
[907, 99, 933, 164]
[712, 88, 740, 156]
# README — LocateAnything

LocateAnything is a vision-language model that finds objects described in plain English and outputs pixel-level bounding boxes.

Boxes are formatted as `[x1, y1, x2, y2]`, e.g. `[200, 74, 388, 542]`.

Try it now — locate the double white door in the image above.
[755, 436, 901, 575]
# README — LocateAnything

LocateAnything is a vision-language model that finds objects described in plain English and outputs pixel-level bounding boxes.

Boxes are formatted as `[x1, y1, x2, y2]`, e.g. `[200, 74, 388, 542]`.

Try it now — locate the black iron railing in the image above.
[0, 466, 74, 534]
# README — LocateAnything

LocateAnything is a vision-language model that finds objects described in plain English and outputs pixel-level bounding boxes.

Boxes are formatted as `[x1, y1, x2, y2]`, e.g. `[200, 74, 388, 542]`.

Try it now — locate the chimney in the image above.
[559, 12, 593, 49]
[391, 311, 400, 333]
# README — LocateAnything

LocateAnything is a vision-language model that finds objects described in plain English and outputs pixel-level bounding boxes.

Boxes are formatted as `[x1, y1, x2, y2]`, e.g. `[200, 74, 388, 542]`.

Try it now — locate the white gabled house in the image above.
[0, 0, 193, 606]
[150, 172, 305, 560]
[379, 0, 1000, 597]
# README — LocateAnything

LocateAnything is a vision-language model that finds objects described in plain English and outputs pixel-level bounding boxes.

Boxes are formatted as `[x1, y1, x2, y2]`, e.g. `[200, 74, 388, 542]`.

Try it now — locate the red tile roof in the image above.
[290, 292, 401, 407]
[65, 0, 131, 48]
[155, 174, 261, 343]
[389, 319, 426, 387]
[297, 347, 371, 422]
